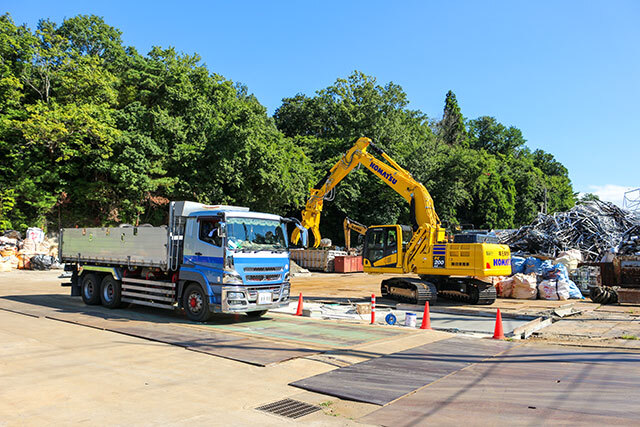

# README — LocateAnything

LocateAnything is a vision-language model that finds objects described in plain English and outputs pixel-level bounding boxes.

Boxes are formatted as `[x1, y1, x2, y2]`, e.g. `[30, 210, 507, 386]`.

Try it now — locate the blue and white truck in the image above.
[59, 201, 307, 321]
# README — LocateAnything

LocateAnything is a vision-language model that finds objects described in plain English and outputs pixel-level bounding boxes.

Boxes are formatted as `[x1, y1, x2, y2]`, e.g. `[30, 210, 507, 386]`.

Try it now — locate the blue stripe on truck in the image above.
[183, 255, 224, 266]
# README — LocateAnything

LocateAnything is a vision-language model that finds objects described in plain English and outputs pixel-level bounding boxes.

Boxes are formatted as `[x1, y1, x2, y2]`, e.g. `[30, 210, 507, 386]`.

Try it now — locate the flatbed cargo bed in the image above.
[60, 226, 169, 268]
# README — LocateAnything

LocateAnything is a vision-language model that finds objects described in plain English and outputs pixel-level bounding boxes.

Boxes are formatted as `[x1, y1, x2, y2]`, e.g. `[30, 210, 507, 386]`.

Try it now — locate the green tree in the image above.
[468, 116, 526, 155]
[0, 188, 16, 230]
[275, 71, 438, 242]
[577, 192, 600, 204]
[459, 154, 516, 228]
[0, 15, 58, 228]
[57, 14, 125, 62]
[531, 149, 575, 213]
[438, 90, 466, 146]
[503, 149, 546, 224]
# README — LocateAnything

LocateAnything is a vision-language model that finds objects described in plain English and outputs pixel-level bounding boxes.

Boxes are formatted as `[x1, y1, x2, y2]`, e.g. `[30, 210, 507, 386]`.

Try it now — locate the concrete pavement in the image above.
[2, 270, 640, 425]
[0, 270, 448, 425]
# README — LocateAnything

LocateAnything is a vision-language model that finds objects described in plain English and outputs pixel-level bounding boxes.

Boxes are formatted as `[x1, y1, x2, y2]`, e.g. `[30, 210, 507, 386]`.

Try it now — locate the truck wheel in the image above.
[183, 283, 212, 322]
[81, 273, 101, 305]
[100, 275, 123, 309]
[247, 310, 267, 318]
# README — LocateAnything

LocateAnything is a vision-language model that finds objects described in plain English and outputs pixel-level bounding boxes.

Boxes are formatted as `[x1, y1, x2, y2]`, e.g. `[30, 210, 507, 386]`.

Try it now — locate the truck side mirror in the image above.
[217, 222, 227, 238]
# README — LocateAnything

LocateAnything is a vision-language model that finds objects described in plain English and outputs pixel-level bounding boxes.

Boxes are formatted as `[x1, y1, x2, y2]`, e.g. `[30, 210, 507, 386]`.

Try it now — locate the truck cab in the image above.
[179, 205, 293, 319]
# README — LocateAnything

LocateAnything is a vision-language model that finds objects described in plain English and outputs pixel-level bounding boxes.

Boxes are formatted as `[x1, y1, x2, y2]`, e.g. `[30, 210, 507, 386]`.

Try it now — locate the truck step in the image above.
[120, 277, 178, 310]
[121, 290, 174, 303]
[122, 277, 176, 288]
[121, 298, 176, 310]
[120, 284, 175, 295]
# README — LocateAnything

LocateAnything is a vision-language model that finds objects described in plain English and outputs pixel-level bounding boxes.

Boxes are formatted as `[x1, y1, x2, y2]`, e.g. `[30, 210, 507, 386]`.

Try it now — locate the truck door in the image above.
[183, 217, 224, 273]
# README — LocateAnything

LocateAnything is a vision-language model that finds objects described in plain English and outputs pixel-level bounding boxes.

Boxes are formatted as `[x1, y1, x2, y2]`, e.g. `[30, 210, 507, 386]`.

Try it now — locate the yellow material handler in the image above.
[292, 137, 512, 305]
[343, 217, 368, 252]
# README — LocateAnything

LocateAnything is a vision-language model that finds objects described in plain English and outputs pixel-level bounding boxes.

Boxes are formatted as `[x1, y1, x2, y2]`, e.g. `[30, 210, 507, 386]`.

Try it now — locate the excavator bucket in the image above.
[291, 224, 316, 248]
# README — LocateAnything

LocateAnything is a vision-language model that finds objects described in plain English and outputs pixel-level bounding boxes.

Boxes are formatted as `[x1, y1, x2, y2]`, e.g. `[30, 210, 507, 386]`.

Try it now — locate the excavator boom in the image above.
[292, 137, 440, 247]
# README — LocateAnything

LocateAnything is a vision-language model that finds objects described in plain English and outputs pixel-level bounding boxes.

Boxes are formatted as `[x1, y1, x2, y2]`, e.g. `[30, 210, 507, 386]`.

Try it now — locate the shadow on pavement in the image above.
[0, 293, 281, 325]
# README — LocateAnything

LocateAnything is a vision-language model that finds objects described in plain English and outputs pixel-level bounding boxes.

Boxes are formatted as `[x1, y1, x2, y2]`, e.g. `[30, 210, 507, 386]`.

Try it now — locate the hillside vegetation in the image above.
[0, 14, 574, 242]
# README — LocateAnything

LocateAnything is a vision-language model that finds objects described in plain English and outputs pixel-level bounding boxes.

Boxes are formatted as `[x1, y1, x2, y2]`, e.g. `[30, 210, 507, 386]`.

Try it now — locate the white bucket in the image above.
[405, 312, 417, 327]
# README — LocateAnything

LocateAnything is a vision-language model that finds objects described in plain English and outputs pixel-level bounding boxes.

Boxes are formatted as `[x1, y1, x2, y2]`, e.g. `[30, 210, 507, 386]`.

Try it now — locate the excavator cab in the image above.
[362, 225, 412, 273]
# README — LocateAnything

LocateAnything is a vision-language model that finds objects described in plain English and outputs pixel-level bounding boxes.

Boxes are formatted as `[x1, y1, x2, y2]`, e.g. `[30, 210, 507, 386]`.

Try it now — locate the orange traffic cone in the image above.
[295, 293, 303, 316]
[420, 301, 431, 330]
[493, 308, 505, 339]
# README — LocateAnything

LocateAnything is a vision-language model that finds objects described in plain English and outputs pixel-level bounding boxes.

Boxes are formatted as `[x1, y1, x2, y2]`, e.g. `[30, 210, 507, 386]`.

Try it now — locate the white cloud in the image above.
[583, 184, 637, 207]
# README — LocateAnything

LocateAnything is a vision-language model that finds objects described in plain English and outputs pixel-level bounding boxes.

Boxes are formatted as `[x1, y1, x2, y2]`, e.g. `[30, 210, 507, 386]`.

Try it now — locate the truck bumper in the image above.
[211, 283, 291, 314]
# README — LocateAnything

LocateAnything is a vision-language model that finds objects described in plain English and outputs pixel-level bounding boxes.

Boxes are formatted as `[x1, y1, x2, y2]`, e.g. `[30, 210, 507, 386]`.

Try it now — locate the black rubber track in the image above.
[438, 284, 497, 305]
[381, 278, 438, 304]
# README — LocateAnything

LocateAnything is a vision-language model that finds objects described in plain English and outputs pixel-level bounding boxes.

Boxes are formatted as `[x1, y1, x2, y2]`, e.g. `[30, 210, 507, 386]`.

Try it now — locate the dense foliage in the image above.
[276, 73, 574, 241]
[0, 13, 575, 243]
[0, 14, 313, 230]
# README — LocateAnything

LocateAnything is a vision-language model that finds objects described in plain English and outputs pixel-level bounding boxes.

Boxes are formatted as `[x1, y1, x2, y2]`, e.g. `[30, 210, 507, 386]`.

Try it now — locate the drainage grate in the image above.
[256, 398, 321, 419]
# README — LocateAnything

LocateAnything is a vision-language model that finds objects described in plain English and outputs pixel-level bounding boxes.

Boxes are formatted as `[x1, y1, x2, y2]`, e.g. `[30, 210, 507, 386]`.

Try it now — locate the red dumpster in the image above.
[334, 255, 363, 273]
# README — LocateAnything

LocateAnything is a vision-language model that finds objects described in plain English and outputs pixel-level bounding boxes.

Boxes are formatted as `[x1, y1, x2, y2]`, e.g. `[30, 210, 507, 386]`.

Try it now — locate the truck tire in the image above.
[100, 275, 123, 309]
[81, 273, 101, 305]
[183, 283, 212, 322]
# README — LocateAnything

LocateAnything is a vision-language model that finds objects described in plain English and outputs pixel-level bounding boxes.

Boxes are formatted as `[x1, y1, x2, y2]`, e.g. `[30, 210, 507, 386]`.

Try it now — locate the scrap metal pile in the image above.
[498, 200, 640, 261]
[617, 225, 640, 255]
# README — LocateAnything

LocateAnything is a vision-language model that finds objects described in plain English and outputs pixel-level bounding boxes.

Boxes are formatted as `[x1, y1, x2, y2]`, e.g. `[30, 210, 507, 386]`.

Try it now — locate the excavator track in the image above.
[381, 277, 437, 304]
[420, 276, 497, 305]
[438, 283, 496, 305]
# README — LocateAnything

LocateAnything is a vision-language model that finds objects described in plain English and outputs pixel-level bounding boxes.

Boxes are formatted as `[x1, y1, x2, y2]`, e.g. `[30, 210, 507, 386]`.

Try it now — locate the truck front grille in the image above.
[244, 266, 283, 273]
[246, 274, 281, 282]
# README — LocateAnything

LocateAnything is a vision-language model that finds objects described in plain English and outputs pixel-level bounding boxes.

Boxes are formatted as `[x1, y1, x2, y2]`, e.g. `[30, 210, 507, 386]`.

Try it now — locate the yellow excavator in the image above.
[343, 217, 368, 251]
[292, 137, 512, 305]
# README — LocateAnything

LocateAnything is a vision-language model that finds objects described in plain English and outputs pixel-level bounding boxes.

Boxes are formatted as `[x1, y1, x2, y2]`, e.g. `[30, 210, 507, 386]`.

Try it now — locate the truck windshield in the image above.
[226, 217, 286, 252]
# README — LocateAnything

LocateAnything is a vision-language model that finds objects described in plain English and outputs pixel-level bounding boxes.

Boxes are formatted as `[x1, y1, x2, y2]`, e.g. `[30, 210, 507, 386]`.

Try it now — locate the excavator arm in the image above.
[343, 217, 368, 251]
[292, 137, 441, 247]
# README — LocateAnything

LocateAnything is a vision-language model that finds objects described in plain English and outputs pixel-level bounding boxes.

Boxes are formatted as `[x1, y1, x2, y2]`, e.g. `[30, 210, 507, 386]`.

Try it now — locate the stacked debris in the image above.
[617, 225, 640, 255]
[498, 200, 640, 261]
[0, 231, 21, 271]
[290, 248, 348, 272]
[498, 251, 585, 300]
[0, 228, 61, 271]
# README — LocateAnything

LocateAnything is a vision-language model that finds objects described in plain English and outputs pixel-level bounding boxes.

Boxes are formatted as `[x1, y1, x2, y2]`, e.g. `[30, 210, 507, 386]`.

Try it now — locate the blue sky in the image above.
[6, 1, 639, 206]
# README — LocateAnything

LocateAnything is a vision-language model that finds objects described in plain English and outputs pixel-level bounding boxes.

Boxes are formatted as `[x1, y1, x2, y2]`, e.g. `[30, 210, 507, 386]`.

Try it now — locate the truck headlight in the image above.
[223, 272, 243, 284]
[227, 291, 245, 299]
